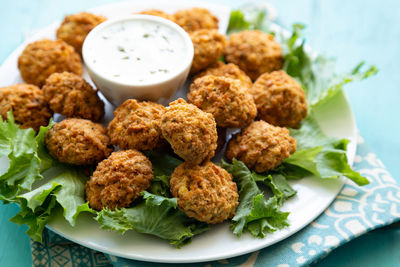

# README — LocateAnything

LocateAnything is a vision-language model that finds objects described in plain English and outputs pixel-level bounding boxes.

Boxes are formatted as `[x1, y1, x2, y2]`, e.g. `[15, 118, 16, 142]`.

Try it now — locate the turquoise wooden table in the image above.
[1, 0, 399, 266]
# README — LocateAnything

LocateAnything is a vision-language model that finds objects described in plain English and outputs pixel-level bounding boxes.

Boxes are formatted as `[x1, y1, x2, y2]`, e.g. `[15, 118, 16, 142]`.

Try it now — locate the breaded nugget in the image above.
[226, 121, 296, 173]
[189, 30, 226, 74]
[86, 150, 153, 210]
[250, 70, 307, 128]
[42, 72, 104, 122]
[195, 61, 252, 89]
[18, 39, 83, 87]
[188, 75, 257, 128]
[56, 12, 106, 55]
[45, 118, 113, 165]
[225, 30, 283, 80]
[138, 9, 175, 22]
[170, 161, 238, 224]
[107, 99, 166, 151]
[160, 98, 217, 165]
[173, 7, 218, 32]
[0, 84, 53, 131]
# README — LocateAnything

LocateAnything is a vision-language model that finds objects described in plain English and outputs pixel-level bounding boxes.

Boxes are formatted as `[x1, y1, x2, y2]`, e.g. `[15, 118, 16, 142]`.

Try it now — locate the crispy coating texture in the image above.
[195, 62, 252, 89]
[161, 98, 217, 165]
[173, 8, 218, 32]
[107, 99, 166, 151]
[188, 75, 257, 128]
[0, 84, 53, 131]
[18, 39, 83, 87]
[226, 121, 296, 173]
[56, 12, 106, 55]
[189, 29, 226, 74]
[45, 118, 113, 165]
[250, 70, 308, 128]
[225, 30, 283, 80]
[42, 72, 104, 121]
[138, 9, 175, 22]
[86, 150, 153, 210]
[170, 161, 238, 224]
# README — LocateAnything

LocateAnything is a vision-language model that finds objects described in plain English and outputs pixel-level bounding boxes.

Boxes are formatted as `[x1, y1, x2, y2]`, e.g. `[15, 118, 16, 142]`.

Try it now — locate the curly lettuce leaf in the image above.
[144, 151, 182, 197]
[227, 8, 267, 34]
[0, 112, 57, 201]
[221, 159, 290, 237]
[279, 114, 369, 185]
[253, 173, 297, 206]
[281, 24, 377, 110]
[145, 150, 182, 177]
[10, 170, 94, 242]
[95, 191, 208, 248]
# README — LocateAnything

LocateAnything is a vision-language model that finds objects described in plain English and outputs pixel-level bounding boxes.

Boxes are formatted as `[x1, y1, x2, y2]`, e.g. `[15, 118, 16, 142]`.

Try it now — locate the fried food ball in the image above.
[138, 9, 175, 21]
[45, 118, 113, 165]
[189, 30, 226, 74]
[18, 39, 83, 87]
[250, 70, 307, 128]
[170, 161, 238, 224]
[0, 84, 53, 131]
[226, 121, 296, 173]
[161, 98, 217, 165]
[86, 150, 153, 210]
[188, 75, 257, 128]
[56, 12, 106, 55]
[107, 99, 166, 151]
[173, 8, 218, 32]
[225, 30, 283, 80]
[42, 72, 104, 121]
[195, 61, 252, 89]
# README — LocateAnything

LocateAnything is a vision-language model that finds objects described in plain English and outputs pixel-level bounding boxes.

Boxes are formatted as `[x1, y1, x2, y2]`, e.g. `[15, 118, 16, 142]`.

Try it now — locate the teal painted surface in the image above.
[0, 0, 399, 266]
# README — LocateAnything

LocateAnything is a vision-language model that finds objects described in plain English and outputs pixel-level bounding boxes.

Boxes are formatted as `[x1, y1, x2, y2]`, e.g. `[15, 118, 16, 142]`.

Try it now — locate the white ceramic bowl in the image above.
[82, 15, 194, 106]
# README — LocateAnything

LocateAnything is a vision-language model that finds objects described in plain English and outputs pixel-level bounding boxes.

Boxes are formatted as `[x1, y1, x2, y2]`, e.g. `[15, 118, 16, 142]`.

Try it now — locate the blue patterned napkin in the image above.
[31, 137, 400, 267]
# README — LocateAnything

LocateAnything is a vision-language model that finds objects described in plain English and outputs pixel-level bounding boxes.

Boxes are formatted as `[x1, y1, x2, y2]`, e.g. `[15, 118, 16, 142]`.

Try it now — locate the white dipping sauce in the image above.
[85, 18, 188, 84]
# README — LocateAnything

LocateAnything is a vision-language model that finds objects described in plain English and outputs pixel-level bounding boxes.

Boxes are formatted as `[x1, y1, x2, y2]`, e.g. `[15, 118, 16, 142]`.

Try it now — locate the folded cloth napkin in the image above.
[31, 136, 400, 267]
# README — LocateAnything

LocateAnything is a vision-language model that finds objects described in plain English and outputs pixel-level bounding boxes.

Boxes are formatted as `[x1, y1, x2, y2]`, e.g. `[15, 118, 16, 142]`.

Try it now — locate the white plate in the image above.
[0, 0, 357, 263]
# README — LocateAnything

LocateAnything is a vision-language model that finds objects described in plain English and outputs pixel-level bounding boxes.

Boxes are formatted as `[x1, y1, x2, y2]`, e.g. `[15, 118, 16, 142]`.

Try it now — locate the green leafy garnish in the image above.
[95, 191, 208, 248]
[221, 159, 290, 237]
[11, 169, 94, 242]
[282, 24, 378, 111]
[145, 151, 182, 197]
[0, 112, 56, 201]
[280, 114, 369, 185]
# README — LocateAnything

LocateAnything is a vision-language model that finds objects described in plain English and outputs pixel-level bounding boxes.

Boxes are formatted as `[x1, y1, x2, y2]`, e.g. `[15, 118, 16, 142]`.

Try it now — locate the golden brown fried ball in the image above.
[45, 118, 113, 165]
[173, 8, 218, 32]
[188, 75, 257, 128]
[42, 72, 104, 122]
[86, 150, 153, 211]
[161, 98, 217, 165]
[250, 70, 307, 128]
[138, 9, 175, 22]
[0, 84, 53, 131]
[107, 99, 166, 151]
[225, 30, 283, 80]
[170, 161, 238, 224]
[56, 12, 106, 55]
[189, 29, 226, 74]
[18, 39, 83, 87]
[226, 121, 296, 173]
[195, 61, 252, 89]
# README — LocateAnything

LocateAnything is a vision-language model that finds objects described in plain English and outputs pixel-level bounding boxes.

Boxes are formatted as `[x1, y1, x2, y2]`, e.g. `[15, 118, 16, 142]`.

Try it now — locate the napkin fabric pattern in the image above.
[31, 137, 400, 267]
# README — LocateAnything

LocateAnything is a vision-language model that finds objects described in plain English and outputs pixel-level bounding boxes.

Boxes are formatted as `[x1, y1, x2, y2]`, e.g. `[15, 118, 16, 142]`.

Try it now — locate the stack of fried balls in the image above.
[0, 8, 307, 225]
